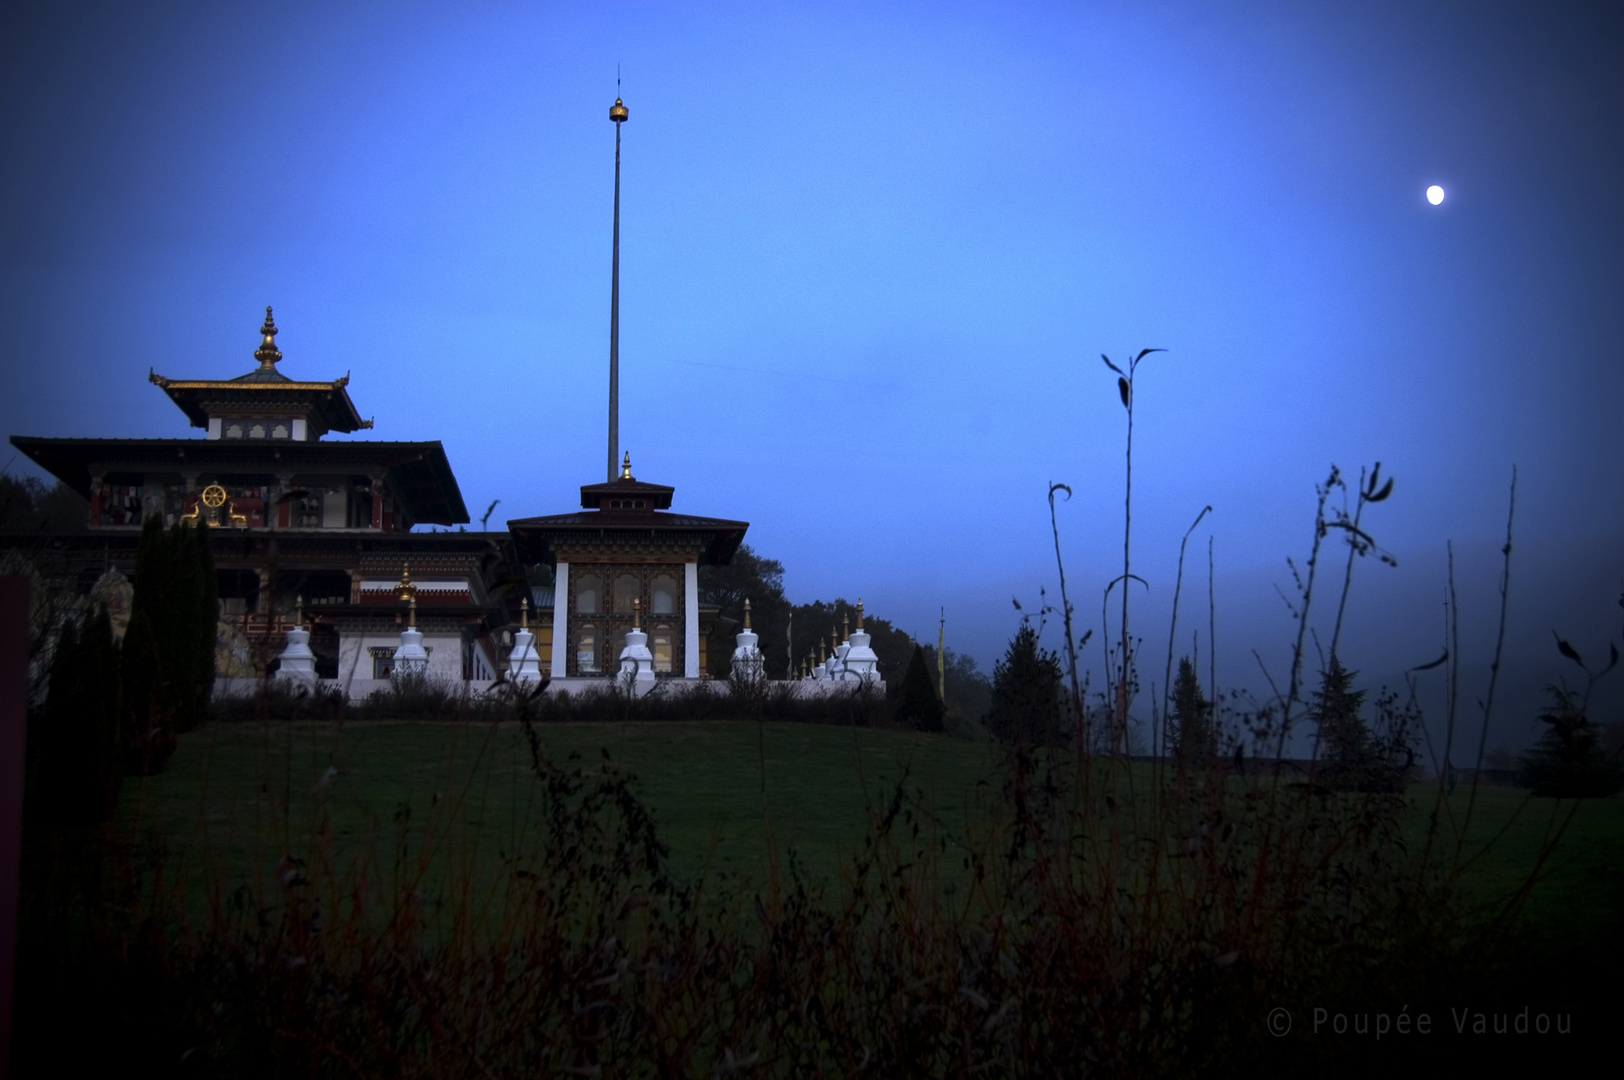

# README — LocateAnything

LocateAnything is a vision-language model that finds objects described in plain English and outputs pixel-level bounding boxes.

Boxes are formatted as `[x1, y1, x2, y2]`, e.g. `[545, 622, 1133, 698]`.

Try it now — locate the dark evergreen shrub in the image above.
[40, 607, 123, 822]
[1169, 656, 1216, 763]
[1311, 657, 1413, 793]
[892, 644, 944, 733]
[1517, 687, 1624, 798]
[985, 625, 1062, 747]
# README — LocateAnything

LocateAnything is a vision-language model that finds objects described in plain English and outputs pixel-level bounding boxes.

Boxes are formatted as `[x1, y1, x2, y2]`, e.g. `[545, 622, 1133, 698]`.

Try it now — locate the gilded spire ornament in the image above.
[743, 597, 752, 631]
[254, 306, 282, 370]
[397, 565, 419, 628]
[621, 452, 633, 480]
[856, 599, 865, 631]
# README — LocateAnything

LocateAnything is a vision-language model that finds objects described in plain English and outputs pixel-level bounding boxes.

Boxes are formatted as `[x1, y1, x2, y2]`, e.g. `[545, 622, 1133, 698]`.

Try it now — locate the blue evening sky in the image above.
[3, 1, 1620, 750]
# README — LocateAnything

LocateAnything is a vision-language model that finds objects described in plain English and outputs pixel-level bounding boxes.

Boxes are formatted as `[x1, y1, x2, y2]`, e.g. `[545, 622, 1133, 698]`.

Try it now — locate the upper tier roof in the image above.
[148, 307, 372, 436]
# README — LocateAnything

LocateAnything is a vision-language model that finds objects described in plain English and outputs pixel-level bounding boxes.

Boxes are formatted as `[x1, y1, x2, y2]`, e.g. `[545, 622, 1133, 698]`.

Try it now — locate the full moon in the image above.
[1426, 184, 1446, 205]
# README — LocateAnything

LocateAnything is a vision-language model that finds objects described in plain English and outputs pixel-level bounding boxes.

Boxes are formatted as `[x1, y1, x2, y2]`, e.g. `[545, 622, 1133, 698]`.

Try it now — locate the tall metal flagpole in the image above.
[607, 91, 629, 481]
[938, 607, 946, 702]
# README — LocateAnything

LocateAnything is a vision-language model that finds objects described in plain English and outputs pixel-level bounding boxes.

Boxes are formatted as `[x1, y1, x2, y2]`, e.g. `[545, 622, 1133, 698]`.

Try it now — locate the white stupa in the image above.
[730, 597, 765, 683]
[391, 567, 429, 677]
[617, 597, 656, 695]
[275, 595, 317, 686]
[509, 596, 543, 685]
[833, 613, 856, 681]
[842, 600, 882, 687]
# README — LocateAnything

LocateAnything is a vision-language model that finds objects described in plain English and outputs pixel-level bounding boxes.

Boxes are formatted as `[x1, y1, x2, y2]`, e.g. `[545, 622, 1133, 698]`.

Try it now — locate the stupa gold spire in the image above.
[743, 597, 752, 631]
[621, 452, 633, 480]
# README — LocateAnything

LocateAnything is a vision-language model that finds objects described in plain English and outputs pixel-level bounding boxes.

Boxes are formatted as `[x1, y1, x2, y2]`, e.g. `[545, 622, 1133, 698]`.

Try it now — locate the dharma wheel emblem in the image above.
[183, 483, 246, 528]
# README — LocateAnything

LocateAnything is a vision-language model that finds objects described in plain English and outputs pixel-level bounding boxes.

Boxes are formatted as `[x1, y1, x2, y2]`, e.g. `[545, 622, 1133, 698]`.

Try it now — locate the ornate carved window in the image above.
[575, 627, 599, 673]
[651, 630, 673, 673]
[651, 575, 678, 616]
[575, 576, 601, 615]
[613, 574, 640, 614]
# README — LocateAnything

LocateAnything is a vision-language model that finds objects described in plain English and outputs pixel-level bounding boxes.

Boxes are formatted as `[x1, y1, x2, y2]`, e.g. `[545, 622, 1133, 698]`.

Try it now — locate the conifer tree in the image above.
[1169, 657, 1216, 763]
[122, 515, 186, 772]
[174, 520, 218, 731]
[986, 626, 1063, 748]
[1311, 656, 1373, 790]
[40, 606, 122, 821]
[1517, 686, 1624, 797]
[893, 644, 945, 733]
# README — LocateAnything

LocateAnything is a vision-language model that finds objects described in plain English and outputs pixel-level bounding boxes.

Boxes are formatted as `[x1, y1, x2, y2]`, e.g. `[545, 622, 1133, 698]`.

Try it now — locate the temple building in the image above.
[509, 454, 746, 684]
[9, 309, 519, 687]
[7, 92, 756, 697]
[505, 91, 750, 691]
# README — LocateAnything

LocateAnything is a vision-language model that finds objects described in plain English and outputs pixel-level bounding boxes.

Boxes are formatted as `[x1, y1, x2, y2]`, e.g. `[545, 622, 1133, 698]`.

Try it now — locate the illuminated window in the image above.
[651, 631, 673, 673]
[249, 423, 267, 439]
[271, 423, 290, 439]
[613, 574, 640, 614]
[575, 576, 601, 614]
[651, 575, 678, 616]
[575, 627, 598, 673]
[225, 423, 243, 439]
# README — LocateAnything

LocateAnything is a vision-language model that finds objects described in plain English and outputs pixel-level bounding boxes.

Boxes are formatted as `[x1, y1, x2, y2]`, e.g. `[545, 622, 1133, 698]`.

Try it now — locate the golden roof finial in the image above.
[856, 599, 865, 631]
[743, 597, 752, 631]
[399, 565, 418, 629]
[254, 306, 282, 369]
[620, 451, 633, 480]
[610, 96, 629, 123]
[520, 595, 529, 630]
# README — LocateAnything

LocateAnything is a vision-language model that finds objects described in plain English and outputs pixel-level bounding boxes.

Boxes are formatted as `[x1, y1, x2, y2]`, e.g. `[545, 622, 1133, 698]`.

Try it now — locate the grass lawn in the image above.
[118, 718, 1623, 954]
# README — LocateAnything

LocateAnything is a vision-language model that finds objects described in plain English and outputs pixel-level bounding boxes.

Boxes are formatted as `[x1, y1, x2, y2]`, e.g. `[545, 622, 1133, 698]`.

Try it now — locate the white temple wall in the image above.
[336, 631, 464, 684]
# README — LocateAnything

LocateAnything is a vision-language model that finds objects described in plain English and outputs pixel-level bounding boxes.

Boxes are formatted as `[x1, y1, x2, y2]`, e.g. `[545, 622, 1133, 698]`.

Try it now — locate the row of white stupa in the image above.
[275, 595, 883, 695]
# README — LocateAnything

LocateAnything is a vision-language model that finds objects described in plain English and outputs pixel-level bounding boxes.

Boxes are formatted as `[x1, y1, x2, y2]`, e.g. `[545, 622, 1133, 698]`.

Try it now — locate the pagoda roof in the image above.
[507, 507, 749, 567]
[147, 307, 372, 434]
[9, 436, 471, 526]
[577, 475, 676, 509]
